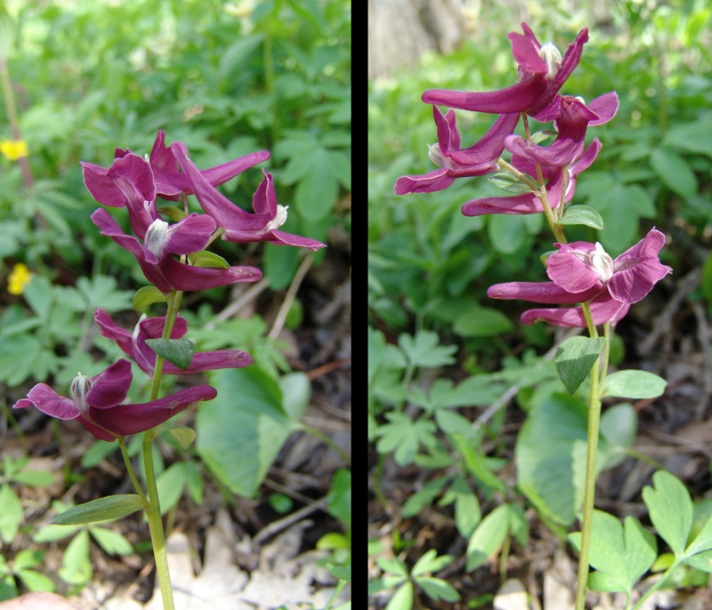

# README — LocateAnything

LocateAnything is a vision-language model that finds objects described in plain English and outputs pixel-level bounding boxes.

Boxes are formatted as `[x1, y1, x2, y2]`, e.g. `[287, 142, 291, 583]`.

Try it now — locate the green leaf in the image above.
[12, 470, 55, 487]
[488, 214, 527, 254]
[599, 403, 638, 469]
[76, 275, 133, 312]
[684, 549, 712, 572]
[196, 367, 297, 498]
[156, 463, 187, 515]
[453, 306, 514, 338]
[556, 204, 605, 230]
[642, 471, 693, 557]
[167, 427, 196, 450]
[466, 505, 511, 571]
[157, 205, 187, 222]
[402, 476, 450, 518]
[415, 576, 460, 602]
[486, 172, 533, 194]
[51, 495, 144, 525]
[58, 530, 91, 586]
[375, 412, 437, 466]
[385, 582, 413, 610]
[398, 331, 457, 368]
[0, 484, 23, 544]
[411, 549, 453, 576]
[133, 285, 167, 310]
[516, 394, 590, 525]
[15, 569, 54, 593]
[684, 511, 712, 557]
[662, 121, 712, 157]
[603, 370, 667, 399]
[570, 511, 656, 594]
[554, 336, 605, 394]
[187, 250, 230, 269]
[89, 527, 133, 555]
[145, 338, 195, 370]
[650, 148, 698, 197]
[439, 476, 481, 538]
[450, 433, 506, 493]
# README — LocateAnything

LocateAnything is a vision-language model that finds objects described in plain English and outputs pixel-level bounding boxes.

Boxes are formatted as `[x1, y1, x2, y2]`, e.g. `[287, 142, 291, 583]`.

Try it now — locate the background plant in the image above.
[1, 0, 350, 604]
[369, 1, 712, 607]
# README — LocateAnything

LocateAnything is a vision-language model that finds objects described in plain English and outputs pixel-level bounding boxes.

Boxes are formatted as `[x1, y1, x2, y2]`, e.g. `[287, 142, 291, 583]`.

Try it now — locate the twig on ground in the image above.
[268, 253, 314, 340]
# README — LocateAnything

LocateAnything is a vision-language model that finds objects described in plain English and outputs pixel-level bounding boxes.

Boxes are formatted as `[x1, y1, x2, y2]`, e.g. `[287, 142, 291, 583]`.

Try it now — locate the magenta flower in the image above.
[462, 137, 602, 216]
[81, 153, 159, 239]
[139, 130, 271, 201]
[487, 229, 672, 327]
[394, 109, 519, 194]
[503, 93, 618, 168]
[82, 130, 270, 204]
[422, 23, 589, 120]
[170, 142, 325, 251]
[94, 308, 251, 376]
[91, 208, 261, 293]
[12, 359, 217, 441]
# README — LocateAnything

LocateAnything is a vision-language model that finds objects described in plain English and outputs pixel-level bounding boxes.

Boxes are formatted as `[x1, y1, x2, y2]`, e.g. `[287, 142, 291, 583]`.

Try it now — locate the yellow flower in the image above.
[8, 263, 32, 295]
[0, 139, 29, 161]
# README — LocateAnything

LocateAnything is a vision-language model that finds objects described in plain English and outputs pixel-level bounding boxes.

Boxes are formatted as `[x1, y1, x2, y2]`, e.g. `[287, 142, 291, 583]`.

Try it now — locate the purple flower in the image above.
[82, 130, 270, 204]
[81, 153, 158, 239]
[503, 93, 618, 168]
[12, 359, 217, 441]
[170, 142, 325, 251]
[139, 130, 271, 201]
[394, 109, 519, 194]
[91, 208, 261, 293]
[421, 23, 589, 120]
[94, 308, 251, 376]
[487, 229, 672, 327]
[461, 137, 601, 216]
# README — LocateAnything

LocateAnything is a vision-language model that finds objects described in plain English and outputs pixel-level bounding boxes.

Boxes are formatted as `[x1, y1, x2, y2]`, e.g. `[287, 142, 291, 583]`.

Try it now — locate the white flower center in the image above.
[70, 373, 92, 413]
[428, 143, 447, 168]
[589, 242, 614, 283]
[144, 219, 169, 258]
[265, 205, 289, 232]
[538, 42, 562, 80]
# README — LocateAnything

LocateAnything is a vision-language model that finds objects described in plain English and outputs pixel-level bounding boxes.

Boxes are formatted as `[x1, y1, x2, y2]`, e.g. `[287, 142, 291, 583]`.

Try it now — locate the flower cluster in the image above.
[395, 22, 670, 327]
[14, 130, 326, 439]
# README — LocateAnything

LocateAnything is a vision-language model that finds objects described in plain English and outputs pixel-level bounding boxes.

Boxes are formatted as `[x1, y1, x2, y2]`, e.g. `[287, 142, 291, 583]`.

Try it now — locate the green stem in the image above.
[574, 313, 611, 610]
[117, 437, 149, 508]
[140, 289, 184, 610]
[0, 54, 33, 189]
[631, 560, 680, 609]
[299, 423, 351, 467]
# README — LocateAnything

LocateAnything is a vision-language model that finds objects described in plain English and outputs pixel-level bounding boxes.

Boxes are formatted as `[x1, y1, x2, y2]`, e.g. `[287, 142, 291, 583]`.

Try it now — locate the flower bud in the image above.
[144, 219, 169, 259]
[265, 205, 289, 232]
[70, 373, 92, 414]
[589, 242, 614, 283]
[538, 42, 562, 80]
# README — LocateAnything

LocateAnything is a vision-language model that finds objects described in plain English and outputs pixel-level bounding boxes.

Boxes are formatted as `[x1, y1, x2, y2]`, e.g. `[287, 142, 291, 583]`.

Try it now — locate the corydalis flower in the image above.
[487, 229, 672, 327]
[461, 137, 602, 216]
[94, 308, 251, 376]
[171, 142, 325, 251]
[91, 208, 261, 294]
[394, 109, 519, 195]
[139, 130, 271, 201]
[422, 23, 589, 120]
[503, 93, 618, 168]
[13, 359, 217, 441]
[82, 130, 270, 203]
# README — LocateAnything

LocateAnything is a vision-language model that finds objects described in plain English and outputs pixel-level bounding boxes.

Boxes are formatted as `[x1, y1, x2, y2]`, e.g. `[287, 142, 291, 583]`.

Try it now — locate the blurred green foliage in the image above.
[1, 0, 350, 287]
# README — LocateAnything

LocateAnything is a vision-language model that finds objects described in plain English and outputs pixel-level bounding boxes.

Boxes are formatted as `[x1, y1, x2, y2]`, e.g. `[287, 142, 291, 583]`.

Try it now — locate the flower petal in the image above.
[87, 359, 133, 408]
[13, 384, 79, 420]
[546, 241, 604, 293]
[85, 385, 218, 438]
